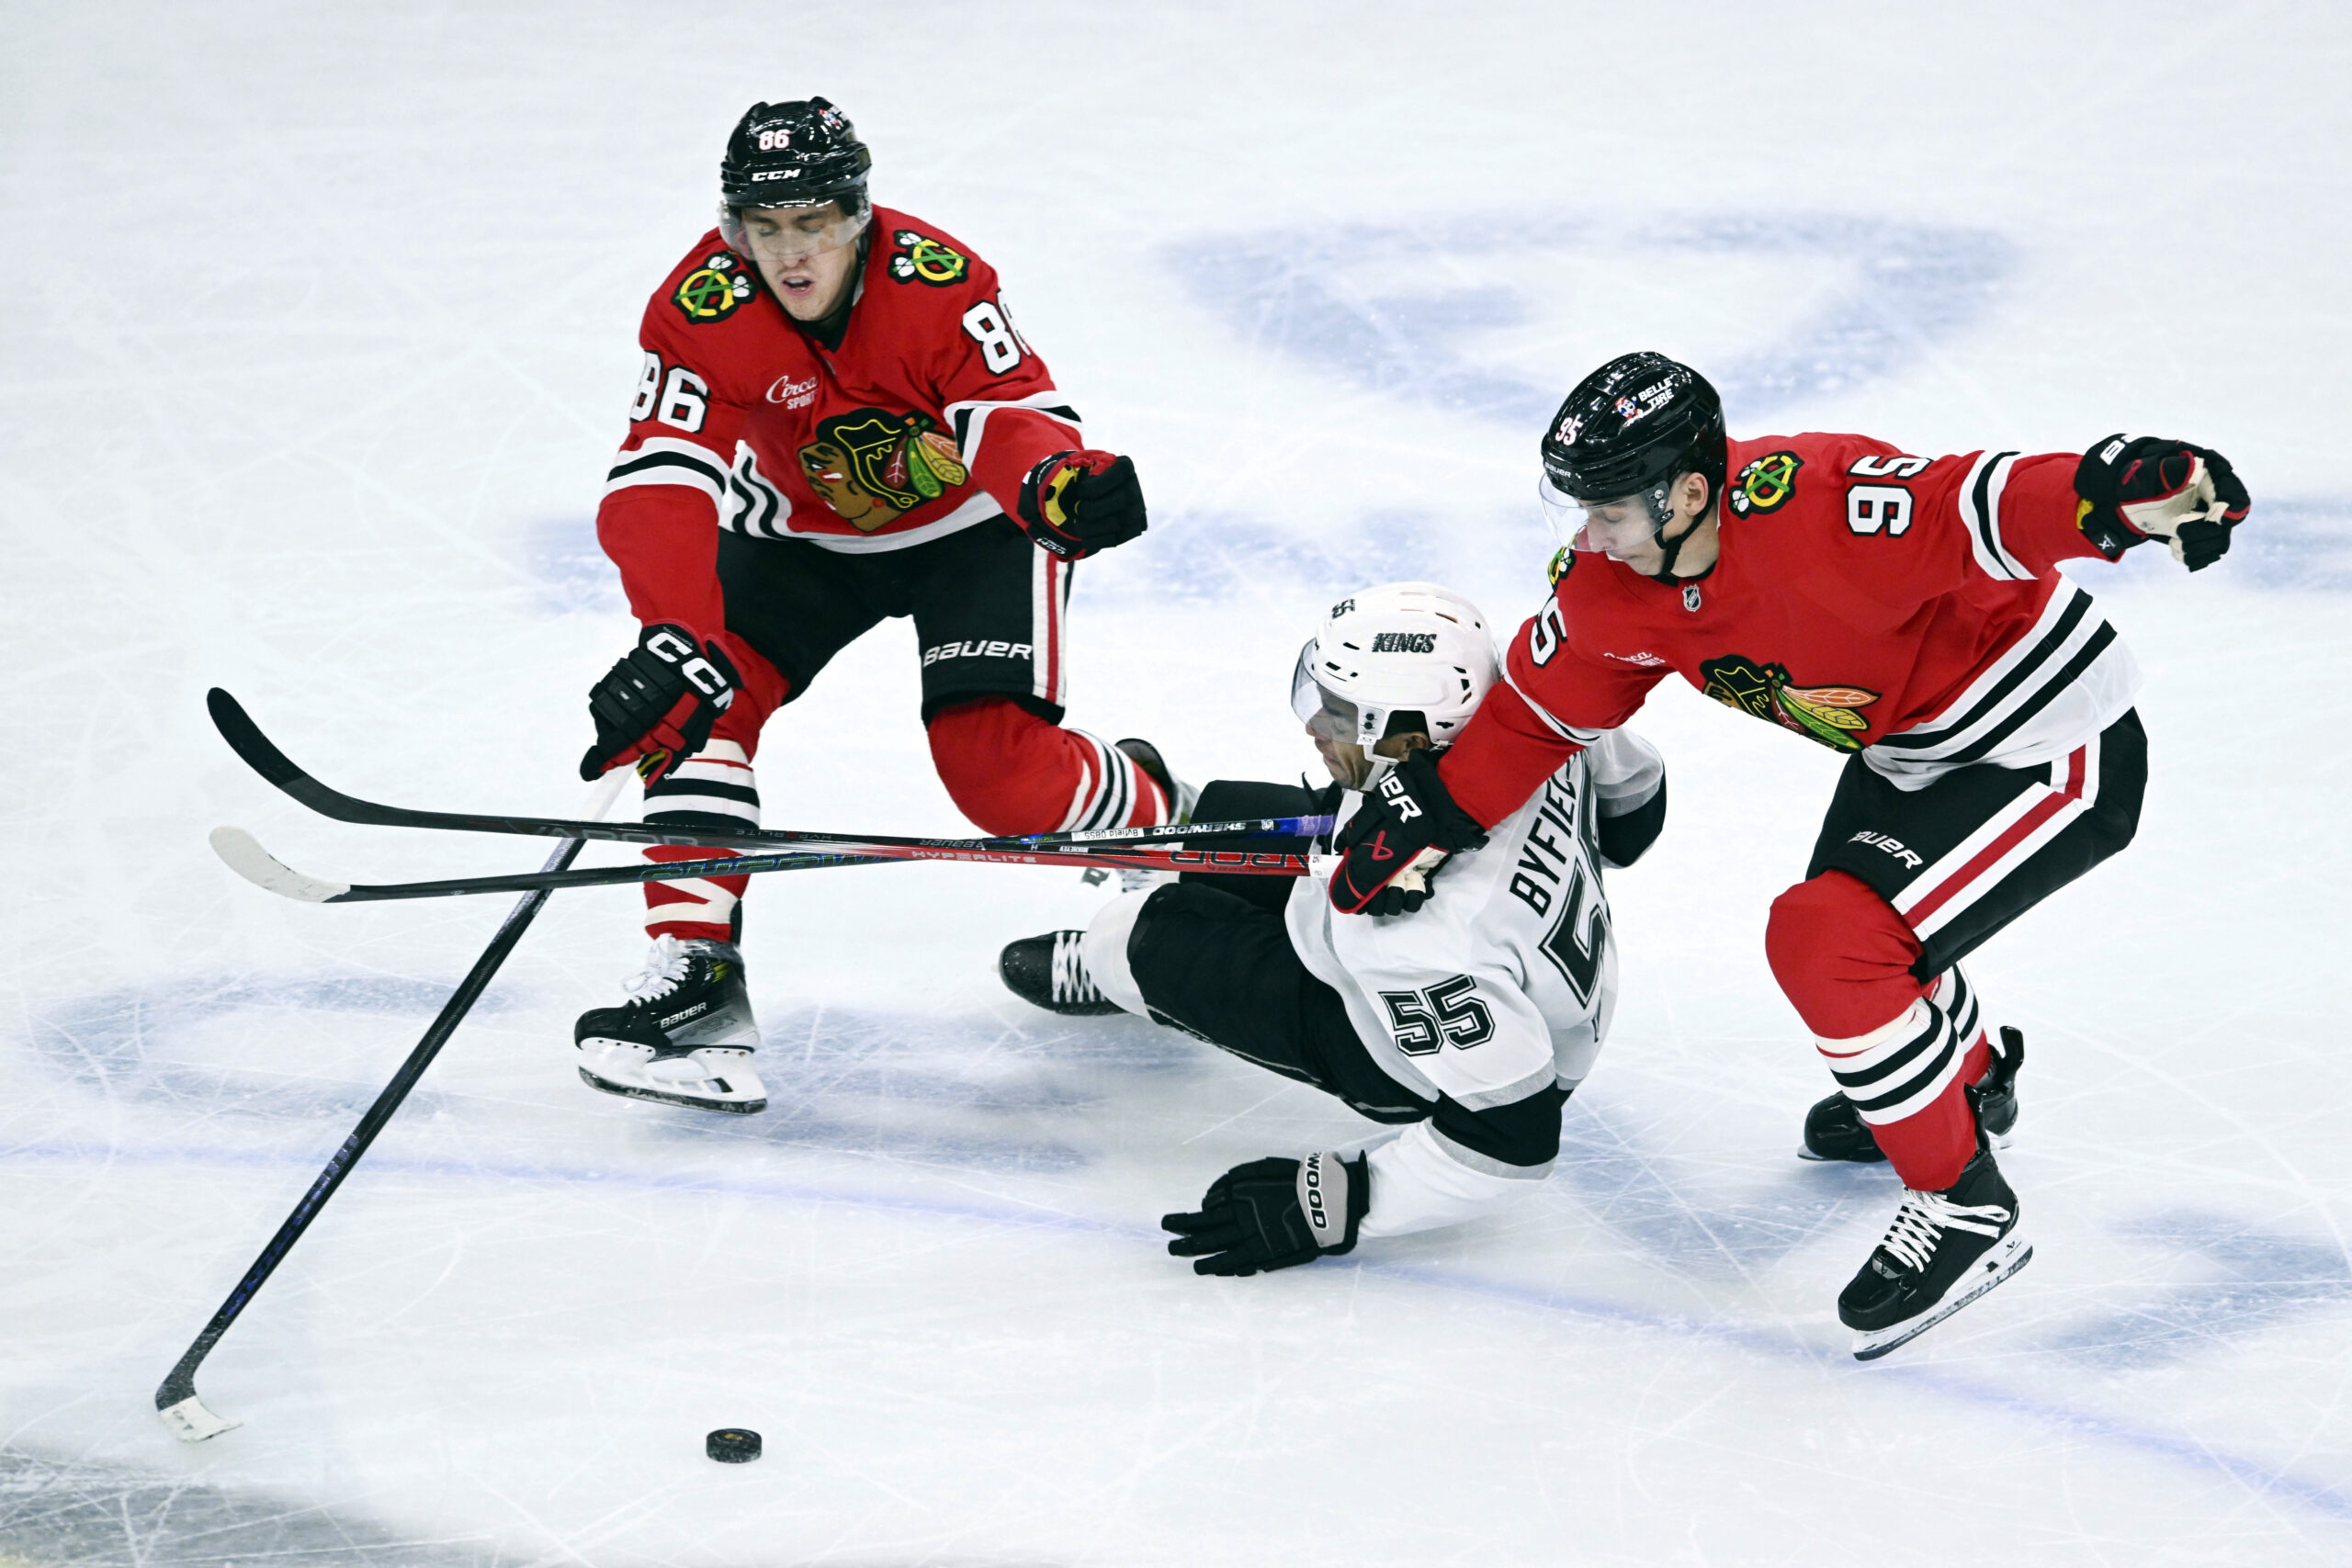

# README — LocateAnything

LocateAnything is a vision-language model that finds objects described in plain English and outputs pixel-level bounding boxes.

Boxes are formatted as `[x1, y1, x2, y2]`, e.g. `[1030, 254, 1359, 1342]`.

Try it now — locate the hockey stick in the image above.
[207, 688, 1333, 857]
[209, 825, 1309, 905]
[155, 768, 629, 1442]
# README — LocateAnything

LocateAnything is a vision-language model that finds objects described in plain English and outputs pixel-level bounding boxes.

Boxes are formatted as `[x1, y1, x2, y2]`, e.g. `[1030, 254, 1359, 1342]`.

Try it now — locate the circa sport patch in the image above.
[672, 253, 757, 323]
[888, 229, 969, 287]
[1728, 450, 1804, 517]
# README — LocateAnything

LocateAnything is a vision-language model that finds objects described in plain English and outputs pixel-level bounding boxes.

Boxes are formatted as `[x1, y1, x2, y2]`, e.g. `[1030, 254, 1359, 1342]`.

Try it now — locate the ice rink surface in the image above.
[4, 2, 2349, 1562]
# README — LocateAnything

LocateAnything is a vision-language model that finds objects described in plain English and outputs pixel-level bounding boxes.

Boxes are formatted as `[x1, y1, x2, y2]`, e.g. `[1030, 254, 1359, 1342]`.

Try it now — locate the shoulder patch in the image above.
[1546, 546, 1575, 587]
[672, 252, 757, 324]
[1727, 450, 1804, 517]
[888, 229, 969, 287]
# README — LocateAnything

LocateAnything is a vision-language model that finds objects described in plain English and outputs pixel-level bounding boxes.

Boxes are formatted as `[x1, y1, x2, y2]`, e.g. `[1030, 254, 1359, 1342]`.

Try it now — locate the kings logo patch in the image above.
[1698, 654, 1879, 751]
[888, 230, 970, 287]
[1728, 450, 1804, 517]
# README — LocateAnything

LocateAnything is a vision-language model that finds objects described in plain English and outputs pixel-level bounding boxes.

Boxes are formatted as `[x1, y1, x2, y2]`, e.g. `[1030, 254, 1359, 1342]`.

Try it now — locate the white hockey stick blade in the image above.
[210, 826, 350, 902]
[159, 1393, 242, 1442]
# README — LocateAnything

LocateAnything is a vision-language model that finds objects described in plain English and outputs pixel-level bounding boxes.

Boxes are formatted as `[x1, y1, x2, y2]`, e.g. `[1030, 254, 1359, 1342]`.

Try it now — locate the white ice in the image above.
[4, 4, 2350, 1564]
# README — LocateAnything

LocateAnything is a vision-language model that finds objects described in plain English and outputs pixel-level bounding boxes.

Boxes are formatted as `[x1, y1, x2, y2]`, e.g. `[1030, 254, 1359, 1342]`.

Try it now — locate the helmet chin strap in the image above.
[1640, 480, 1707, 584]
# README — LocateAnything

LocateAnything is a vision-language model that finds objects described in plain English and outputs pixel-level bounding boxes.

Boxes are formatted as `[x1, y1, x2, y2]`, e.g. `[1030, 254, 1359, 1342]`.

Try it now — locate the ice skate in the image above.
[1802, 1025, 2023, 1162]
[1001, 930, 1123, 1015]
[1838, 1135, 2030, 1360]
[574, 936, 767, 1113]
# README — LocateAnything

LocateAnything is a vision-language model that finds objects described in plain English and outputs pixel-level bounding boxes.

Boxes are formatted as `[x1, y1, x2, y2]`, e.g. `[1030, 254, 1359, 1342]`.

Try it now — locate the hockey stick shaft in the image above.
[208, 688, 1329, 858]
[155, 770, 628, 1440]
[213, 828, 1309, 906]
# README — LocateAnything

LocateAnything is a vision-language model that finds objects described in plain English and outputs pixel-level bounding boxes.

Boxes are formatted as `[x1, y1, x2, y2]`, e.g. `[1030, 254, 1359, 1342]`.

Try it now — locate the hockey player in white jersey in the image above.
[999, 583, 1667, 1273]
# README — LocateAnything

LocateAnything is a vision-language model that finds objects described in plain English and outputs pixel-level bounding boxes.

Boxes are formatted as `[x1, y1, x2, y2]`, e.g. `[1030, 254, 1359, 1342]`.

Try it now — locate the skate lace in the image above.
[1879, 1188, 2011, 1273]
[622, 935, 695, 1006]
[1050, 931, 1104, 1006]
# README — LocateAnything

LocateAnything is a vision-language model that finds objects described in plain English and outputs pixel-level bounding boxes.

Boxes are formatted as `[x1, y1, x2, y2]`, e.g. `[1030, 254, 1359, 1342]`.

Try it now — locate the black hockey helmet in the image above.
[719, 96, 872, 217]
[1538, 351, 1727, 504]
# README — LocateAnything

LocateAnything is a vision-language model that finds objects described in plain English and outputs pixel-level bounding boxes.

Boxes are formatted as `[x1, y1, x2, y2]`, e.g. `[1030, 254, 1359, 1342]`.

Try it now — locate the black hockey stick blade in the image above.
[209, 825, 1308, 905]
[206, 688, 1330, 858]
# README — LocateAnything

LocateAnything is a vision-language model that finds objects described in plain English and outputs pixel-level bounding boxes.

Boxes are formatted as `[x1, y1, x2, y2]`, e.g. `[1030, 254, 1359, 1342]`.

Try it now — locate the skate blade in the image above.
[1796, 1145, 1888, 1164]
[1850, 1233, 2032, 1361]
[577, 1065, 766, 1115]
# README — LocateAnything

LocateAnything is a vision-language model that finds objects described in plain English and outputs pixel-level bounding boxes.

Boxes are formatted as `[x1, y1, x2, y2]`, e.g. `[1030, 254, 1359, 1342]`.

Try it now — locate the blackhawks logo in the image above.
[1698, 654, 1879, 752]
[1546, 546, 1575, 587]
[798, 408, 969, 531]
[1728, 450, 1803, 517]
[888, 229, 969, 287]
[672, 252, 756, 323]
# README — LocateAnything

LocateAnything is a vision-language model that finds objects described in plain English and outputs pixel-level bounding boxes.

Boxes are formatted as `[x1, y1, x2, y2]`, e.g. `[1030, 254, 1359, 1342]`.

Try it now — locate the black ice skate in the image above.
[1838, 1135, 2030, 1360]
[574, 936, 767, 1113]
[1001, 931, 1123, 1015]
[1801, 1025, 2024, 1163]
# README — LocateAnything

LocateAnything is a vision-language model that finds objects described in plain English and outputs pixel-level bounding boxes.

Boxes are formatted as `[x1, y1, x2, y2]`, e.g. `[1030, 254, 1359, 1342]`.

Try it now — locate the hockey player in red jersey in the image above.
[571, 98, 1189, 1115]
[1322, 350, 2249, 1359]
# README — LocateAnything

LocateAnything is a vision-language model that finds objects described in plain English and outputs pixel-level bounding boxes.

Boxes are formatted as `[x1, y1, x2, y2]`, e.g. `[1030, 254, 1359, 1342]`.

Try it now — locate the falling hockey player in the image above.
[999, 584, 1668, 1273]
[1321, 351, 2253, 1359]
[571, 98, 1189, 1114]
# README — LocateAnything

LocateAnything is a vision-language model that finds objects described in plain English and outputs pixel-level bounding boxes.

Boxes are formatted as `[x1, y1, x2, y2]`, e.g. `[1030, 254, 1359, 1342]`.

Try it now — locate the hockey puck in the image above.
[706, 1427, 762, 1463]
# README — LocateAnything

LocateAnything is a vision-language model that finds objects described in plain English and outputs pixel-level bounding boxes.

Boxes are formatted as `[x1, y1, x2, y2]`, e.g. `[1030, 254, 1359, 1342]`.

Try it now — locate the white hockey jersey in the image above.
[1284, 727, 1666, 1239]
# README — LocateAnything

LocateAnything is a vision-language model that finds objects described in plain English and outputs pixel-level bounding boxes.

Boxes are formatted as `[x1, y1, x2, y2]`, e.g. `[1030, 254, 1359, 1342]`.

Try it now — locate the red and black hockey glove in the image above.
[2075, 434, 2250, 571]
[1017, 448, 1148, 559]
[578, 623, 741, 784]
[1328, 749, 1488, 916]
[1161, 1151, 1368, 1276]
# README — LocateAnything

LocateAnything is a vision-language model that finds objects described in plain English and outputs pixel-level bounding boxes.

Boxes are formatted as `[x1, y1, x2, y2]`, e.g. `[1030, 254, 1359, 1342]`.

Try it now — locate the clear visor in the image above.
[1290, 640, 1363, 744]
[720, 201, 870, 265]
[1537, 473, 1665, 557]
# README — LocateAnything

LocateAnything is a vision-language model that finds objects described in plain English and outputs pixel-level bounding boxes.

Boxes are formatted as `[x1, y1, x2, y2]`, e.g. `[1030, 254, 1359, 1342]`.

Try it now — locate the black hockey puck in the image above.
[706, 1427, 762, 1463]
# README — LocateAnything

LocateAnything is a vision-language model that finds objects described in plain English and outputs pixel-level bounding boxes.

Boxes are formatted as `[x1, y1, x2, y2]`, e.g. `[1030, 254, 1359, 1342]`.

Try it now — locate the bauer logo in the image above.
[1329, 597, 1355, 618]
[1370, 631, 1438, 653]
[922, 639, 1034, 667]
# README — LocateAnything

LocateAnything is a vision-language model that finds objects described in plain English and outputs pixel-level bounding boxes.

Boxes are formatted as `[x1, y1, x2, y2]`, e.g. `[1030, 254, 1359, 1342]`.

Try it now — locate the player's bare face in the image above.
[739, 203, 867, 321]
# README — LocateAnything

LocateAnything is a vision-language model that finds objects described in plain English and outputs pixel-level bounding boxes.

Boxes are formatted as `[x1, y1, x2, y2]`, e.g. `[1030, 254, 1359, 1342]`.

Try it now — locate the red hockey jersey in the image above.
[1442, 434, 2143, 827]
[597, 209, 1084, 638]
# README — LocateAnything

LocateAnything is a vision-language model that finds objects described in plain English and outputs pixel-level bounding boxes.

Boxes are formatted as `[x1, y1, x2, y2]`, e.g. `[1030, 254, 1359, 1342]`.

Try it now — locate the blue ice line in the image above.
[26, 1135, 2349, 1526]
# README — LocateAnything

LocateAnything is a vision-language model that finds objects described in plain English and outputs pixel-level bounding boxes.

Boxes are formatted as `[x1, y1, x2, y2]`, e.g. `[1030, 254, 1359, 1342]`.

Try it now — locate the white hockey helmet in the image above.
[1291, 582, 1499, 783]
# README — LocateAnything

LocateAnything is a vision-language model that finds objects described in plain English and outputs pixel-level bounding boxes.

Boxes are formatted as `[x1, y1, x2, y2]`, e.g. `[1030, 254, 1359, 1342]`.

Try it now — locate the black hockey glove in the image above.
[1161, 1151, 1368, 1277]
[1017, 448, 1148, 559]
[579, 623, 741, 784]
[1328, 749, 1488, 916]
[2075, 434, 2250, 571]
